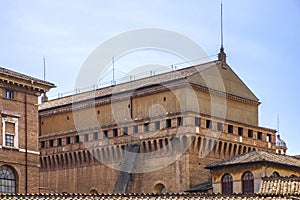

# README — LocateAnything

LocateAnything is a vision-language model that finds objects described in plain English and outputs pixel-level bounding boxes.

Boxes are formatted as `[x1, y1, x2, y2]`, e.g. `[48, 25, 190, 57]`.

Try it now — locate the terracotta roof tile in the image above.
[206, 150, 300, 169]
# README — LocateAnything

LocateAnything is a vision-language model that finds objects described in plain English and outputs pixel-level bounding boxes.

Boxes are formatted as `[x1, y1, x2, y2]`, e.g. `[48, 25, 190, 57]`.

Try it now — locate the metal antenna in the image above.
[221, 0, 224, 49]
[43, 56, 46, 81]
[277, 114, 280, 135]
[112, 57, 115, 85]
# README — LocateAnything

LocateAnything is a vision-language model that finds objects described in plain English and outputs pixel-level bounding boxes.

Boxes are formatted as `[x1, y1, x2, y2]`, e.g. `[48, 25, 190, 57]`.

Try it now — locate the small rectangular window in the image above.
[113, 129, 118, 137]
[133, 125, 138, 134]
[266, 134, 272, 142]
[248, 129, 253, 138]
[144, 123, 149, 132]
[6, 90, 14, 99]
[206, 120, 212, 129]
[93, 132, 98, 140]
[238, 127, 243, 136]
[228, 125, 233, 133]
[74, 135, 80, 143]
[103, 130, 108, 137]
[257, 132, 262, 140]
[177, 117, 183, 126]
[166, 119, 172, 128]
[155, 121, 160, 131]
[41, 141, 45, 148]
[49, 140, 54, 147]
[122, 127, 128, 135]
[195, 117, 201, 126]
[217, 122, 223, 132]
[66, 137, 71, 144]
[57, 138, 62, 146]
[84, 134, 89, 142]
[5, 135, 14, 147]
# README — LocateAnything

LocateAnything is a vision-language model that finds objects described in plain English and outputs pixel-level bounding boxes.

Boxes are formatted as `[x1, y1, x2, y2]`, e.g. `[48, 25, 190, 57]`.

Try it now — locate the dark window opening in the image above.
[266, 134, 272, 142]
[163, 97, 166, 102]
[49, 140, 54, 147]
[238, 127, 243, 136]
[84, 134, 89, 142]
[166, 119, 172, 128]
[5, 135, 14, 147]
[66, 137, 71, 144]
[57, 138, 62, 146]
[66, 116, 69, 120]
[257, 132, 262, 140]
[242, 171, 254, 194]
[97, 110, 100, 115]
[122, 127, 128, 135]
[74, 135, 80, 143]
[144, 123, 149, 132]
[195, 117, 201, 126]
[93, 132, 98, 140]
[103, 130, 108, 137]
[248, 129, 253, 138]
[0, 166, 16, 193]
[217, 122, 223, 132]
[206, 120, 212, 129]
[177, 117, 183, 126]
[41, 141, 45, 148]
[155, 121, 160, 131]
[133, 125, 138, 134]
[222, 173, 233, 194]
[113, 129, 118, 137]
[228, 125, 233, 133]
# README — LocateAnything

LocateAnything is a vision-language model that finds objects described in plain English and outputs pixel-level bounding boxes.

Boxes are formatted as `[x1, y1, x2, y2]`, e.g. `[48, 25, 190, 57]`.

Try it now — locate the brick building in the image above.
[38, 49, 279, 194]
[0, 67, 55, 193]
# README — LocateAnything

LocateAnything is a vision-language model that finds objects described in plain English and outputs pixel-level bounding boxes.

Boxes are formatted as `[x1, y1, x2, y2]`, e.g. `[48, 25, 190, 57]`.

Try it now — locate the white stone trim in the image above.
[19, 149, 40, 155]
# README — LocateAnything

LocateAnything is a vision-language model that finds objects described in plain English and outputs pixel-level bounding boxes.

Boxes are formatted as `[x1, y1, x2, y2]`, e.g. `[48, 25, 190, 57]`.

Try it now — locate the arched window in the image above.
[221, 173, 233, 194]
[271, 171, 280, 178]
[0, 166, 16, 193]
[153, 183, 166, 194]
[242, 171, 254, 193]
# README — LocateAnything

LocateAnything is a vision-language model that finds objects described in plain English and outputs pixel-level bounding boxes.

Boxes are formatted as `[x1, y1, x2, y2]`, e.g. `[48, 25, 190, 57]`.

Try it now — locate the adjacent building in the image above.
[0, 67, 55, 193]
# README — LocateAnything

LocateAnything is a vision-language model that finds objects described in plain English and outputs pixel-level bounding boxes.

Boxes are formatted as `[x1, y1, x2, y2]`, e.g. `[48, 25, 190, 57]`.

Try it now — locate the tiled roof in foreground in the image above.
[259, 176, 300, 196]
[0, 193, 297, 200]
[206, 150, 300, 169]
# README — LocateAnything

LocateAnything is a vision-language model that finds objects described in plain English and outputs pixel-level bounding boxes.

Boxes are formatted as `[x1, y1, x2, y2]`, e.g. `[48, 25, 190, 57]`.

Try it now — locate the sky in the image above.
[0, 0, 299, 155]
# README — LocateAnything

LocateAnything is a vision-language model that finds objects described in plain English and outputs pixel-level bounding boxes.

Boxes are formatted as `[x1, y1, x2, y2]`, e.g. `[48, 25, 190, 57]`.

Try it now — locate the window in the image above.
[221, 174, 233, 194]
[217, 122, 223, 132]
[242, 171, 254, 194]
[248, 129, 253, 138]
[266, 134, 272, 142]
[271, 171, 280, 177]
[177, 117, 183, 126]
[41, 141, 45, 148]
[113, 129, 118, 137]
[74, 135, 80, 143]
[257, 132, 262, 140]
[57, 138, 62, 146]
[166, 119, 172, 128]
[206, 120, 212, 129]
[195, 117, 201, 126]
[238, 127, 243, 136]
[144, 123, 149, 132]
[5, 135, 14, 147]
[155, 121, 160, 131]
[93, 132, 98, 140]
[103, 130, 108, 137]
[84, 134, 89, 142]
[49, 140, 54, 147]
[0, 166, 16, 194]
[228, 125, 233, 133]
[2, 117, 18, 148]
[66, 137, 71, 144]
[122, 127, 128, 135]
[133, 125, 138, 134]
[5, 90, 14, 99]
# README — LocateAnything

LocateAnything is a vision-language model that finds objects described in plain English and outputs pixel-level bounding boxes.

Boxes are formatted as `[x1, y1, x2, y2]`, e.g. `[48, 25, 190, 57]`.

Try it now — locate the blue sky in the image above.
[0, 1, 299, 155]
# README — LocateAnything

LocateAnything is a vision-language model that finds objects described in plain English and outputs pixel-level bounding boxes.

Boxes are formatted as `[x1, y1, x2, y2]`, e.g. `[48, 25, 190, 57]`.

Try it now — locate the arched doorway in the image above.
[153, 183, 166, 194]
[0, 165, 16, 194]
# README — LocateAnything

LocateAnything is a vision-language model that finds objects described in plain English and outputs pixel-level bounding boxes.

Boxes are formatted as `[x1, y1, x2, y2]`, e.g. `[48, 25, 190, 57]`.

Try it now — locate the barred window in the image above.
[221, 173, 233, 194]
[0, 166, 16, 194]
